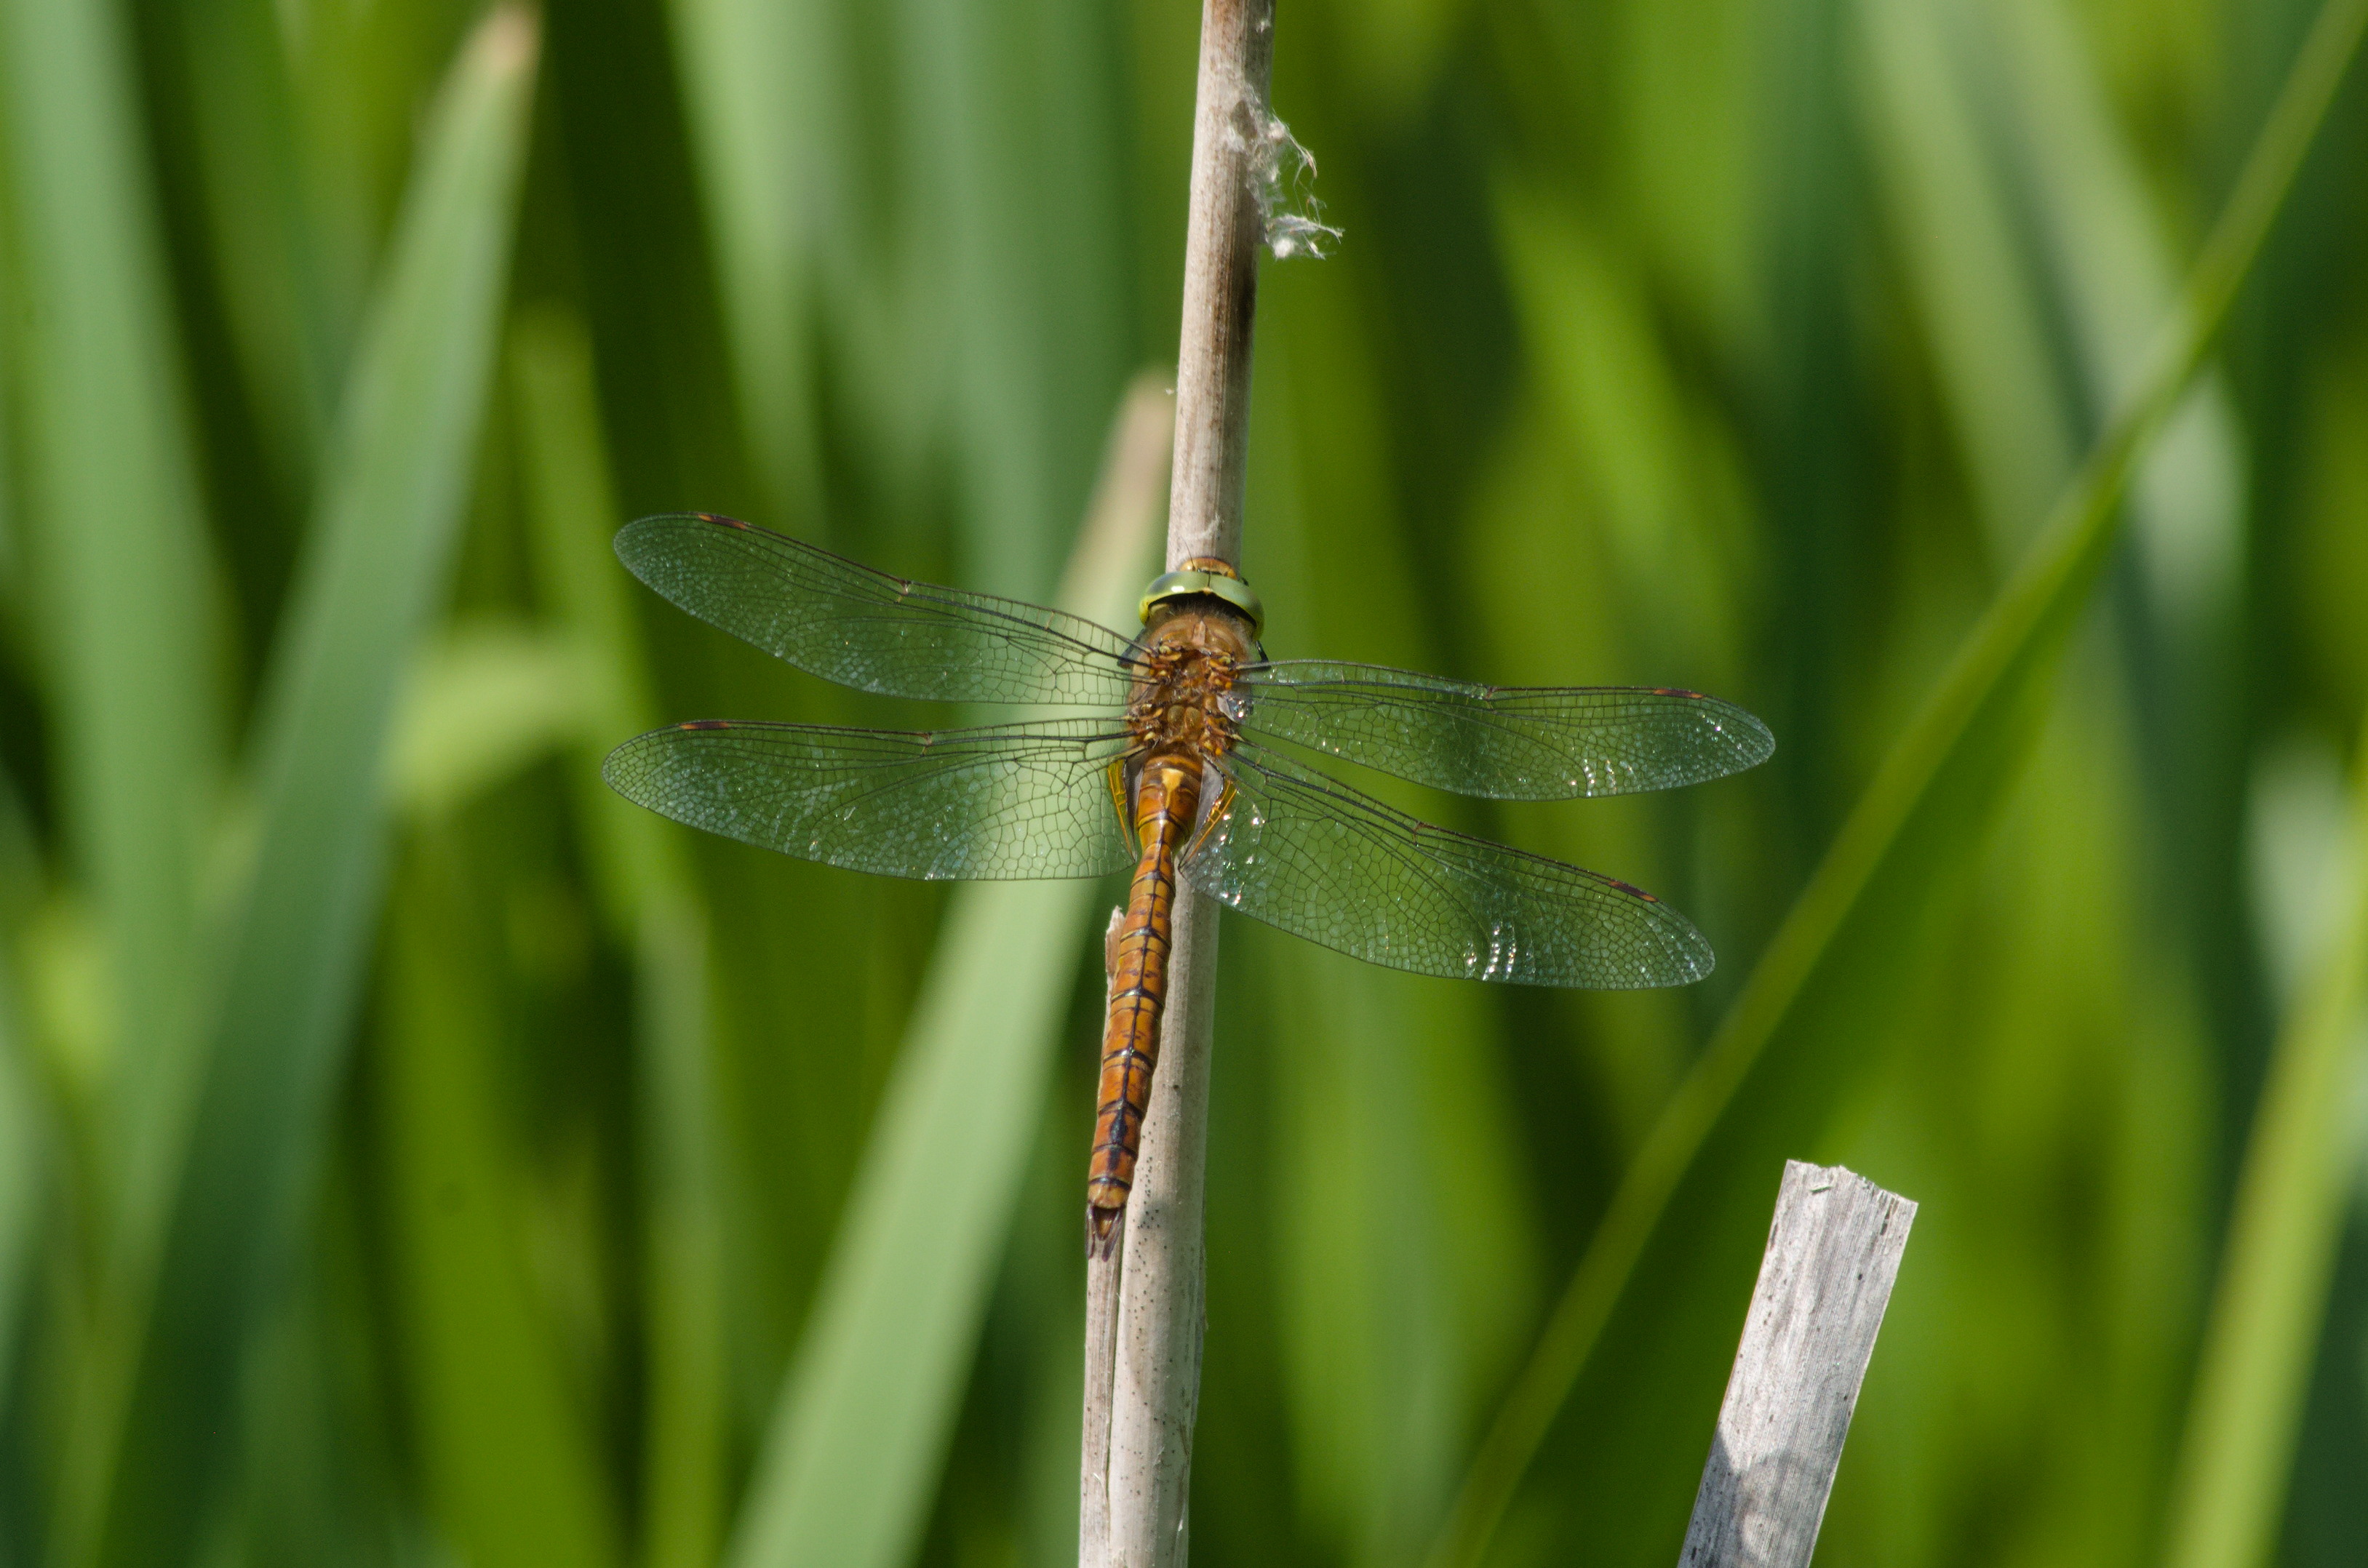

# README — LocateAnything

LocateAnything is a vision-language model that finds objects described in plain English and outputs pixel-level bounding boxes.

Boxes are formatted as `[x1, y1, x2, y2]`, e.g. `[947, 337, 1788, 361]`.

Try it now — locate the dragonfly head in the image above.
[1139, 558, 1265, 640]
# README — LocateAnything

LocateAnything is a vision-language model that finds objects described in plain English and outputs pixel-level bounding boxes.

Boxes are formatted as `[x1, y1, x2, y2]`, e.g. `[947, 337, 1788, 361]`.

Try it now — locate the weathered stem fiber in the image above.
[1678, 1161, 1915, 1567]
[1163, 0, 1272, 572]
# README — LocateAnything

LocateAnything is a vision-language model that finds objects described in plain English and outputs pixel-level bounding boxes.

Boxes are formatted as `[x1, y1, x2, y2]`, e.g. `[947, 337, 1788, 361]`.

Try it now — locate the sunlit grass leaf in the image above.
[65, 14, 540, 1563]
[662, 0, 826, 518]
[1427, 0, 2368, 1556]
[0, 0, 223, 1241]
[1259, 937, 1534, 1558]
[167, 3, 489, 517]
[0, 955, 37, 1425]
[1491, 190, 1743, 681]
[1806, 673, 2212, 1567]
[380, 841, 623, 1568]
[0, 0, 225, 1548]
[725, 378, 1169, 1568]
[1856, 0, 2076, 555]
[1987, 0, 2246, 637]
[510, 305, 689, 917]
[1237, 277, 1542, 1562]
[168, 0, 338, 500]
[2161, 727, 2368, 1568]
[898, 0, 1133, 601]
[388, 618, 585, 820]
[669, 0, 1130, 598]
[511, 304, 728, 1568]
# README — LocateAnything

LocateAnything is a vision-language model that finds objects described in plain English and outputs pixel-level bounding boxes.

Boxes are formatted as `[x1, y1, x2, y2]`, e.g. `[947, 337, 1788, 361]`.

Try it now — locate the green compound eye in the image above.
[1138, 569, 1264, 636]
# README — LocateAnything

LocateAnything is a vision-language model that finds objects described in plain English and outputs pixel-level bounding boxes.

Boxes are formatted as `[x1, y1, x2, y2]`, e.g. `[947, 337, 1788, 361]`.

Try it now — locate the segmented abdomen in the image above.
[1085, 753, 1203, 1247]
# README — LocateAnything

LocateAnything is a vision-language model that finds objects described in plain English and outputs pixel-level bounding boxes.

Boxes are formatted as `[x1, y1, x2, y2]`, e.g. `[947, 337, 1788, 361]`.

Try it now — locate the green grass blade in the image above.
[0, 777, 60, 1443]
[386, 618, 586, 820]
[0, 953, 37, 1425]
[898, 0, 1131, 600]
[1240, 275, 1547, 1561]
[2159, 732, 2368, 1568]
[1491, 193, 1744, 679]
[511, 305, 728, 1568]
[0, 0, 222, 1236]
[729, 884, 1107, 1568]
[509, 305, 688, 921]
[1988, 0, 2245, 634]
[170, 0, 338, 499]
[64, 14, 541, 1563]
[0, 0, 223, 1542]
[725, 378, 1171, 1568]
[1856, 0, 2076, 554]
[625, 896, 727, 1568]
[662, 0, 825, 517]
[1424, 0, 2368, 1558]
[379, 842, 625, 1568]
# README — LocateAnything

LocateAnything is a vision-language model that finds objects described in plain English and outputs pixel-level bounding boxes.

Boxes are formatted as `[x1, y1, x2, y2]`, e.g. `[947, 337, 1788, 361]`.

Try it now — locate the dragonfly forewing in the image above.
[615, 513, 1142, 707]
[1184, 740, 1713, 987]
[602, 717, 1138, 881]
[1238, 661, 1774, 800]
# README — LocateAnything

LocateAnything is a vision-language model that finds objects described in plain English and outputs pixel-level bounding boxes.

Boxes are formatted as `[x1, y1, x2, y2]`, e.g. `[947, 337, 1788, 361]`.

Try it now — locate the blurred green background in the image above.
[0, 0, 2364, 1564]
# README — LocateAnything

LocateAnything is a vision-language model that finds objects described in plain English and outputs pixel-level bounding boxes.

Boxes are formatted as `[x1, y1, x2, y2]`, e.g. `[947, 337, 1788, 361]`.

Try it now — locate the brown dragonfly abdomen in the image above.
[1085, 751, 1203, 1247]
[1083, 592, 1256, 1251]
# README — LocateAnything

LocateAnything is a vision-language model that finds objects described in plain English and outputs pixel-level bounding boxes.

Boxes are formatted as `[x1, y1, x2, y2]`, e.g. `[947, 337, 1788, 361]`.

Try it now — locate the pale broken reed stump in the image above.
[1678, 1161, 1916, 1568]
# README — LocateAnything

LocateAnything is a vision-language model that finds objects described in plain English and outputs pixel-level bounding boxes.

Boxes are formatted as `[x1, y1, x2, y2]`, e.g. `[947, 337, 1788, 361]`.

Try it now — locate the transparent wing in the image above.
[603, 717, 1136, 881]
[1237, 661, 1773, 799]
[616, 513, 1140, 706]
[1184, 740, 1712, 987]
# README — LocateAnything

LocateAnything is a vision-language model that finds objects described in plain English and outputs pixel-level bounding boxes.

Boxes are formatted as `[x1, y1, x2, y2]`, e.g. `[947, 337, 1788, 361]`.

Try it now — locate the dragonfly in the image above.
[603, 513, 1773, 1248]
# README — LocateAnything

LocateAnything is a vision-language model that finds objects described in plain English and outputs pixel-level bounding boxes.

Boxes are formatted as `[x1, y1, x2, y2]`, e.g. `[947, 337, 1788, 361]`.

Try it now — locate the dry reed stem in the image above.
[1086, 2, 1276, 1563]
[1678, 1162, 1915, 1567]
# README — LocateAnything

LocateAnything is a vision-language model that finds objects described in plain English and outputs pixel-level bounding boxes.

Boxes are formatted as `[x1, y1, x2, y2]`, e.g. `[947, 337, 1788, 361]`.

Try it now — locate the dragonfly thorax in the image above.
[1125, 606, 1256, 765]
